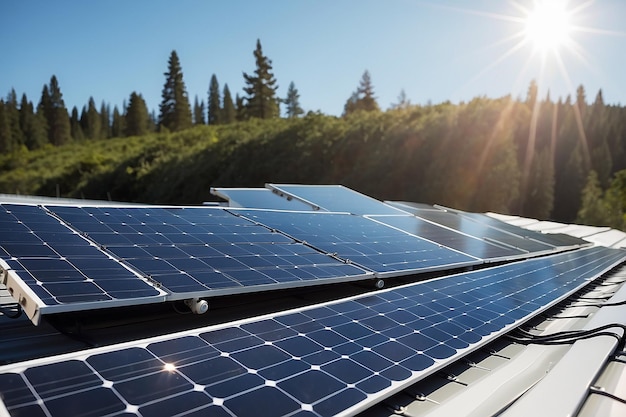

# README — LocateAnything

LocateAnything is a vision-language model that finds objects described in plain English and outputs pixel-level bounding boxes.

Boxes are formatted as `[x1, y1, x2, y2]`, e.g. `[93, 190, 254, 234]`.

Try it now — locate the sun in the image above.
[524, 0, 573, 52]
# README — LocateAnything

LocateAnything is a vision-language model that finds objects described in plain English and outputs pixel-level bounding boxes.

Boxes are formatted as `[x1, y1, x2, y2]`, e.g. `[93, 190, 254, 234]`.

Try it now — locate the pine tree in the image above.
[100, 102, 111, 139]
[111, 106, 124, 137]
[6, 89, 25, 147]
[37, 84, 52, 135]
[576, 170, 609, 226]
[159, 50, 192, 132]
[343, 70, 379, 116]
[125, 92, 150, 136]
[193, 96, 205, 125]
[235, 94, 246, 121]
[0, 101, 13, 152]
[390, 89, 411, 110]
[81, 97, 101, 140]
[20, 94, 47, 149]
[70, 106, 85, 141]
[284, 81, 304, 118]
[222, 84, 236, 124]
[526, 79, 538, 107]
[208, 74, 221, 125]
[45, 75, 71, 146]
[243, 39, 279, 119]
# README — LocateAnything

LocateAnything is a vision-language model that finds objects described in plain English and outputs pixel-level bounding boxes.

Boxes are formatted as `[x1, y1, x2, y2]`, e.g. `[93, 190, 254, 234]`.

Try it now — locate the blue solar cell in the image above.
[236, 210, 479, 276]
[0, 204, 164, 314]
[2, 247, 623, 417]
[369, 215, 525, 261]
[410, 209, 556, 253]
[44, 206, 372, 299]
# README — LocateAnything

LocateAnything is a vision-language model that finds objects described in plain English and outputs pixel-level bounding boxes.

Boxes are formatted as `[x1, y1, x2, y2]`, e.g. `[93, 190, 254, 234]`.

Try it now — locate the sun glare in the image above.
[524, 1, 572, 51]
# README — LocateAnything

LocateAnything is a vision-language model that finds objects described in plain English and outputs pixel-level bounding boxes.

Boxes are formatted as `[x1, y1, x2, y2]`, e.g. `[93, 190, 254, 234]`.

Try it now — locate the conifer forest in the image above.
[1, 40, 625, 230]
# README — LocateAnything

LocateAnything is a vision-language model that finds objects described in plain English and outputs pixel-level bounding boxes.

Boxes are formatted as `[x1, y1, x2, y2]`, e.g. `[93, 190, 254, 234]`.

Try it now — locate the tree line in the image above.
[0, 39, 305, 152]
[0, 39, 625, 229]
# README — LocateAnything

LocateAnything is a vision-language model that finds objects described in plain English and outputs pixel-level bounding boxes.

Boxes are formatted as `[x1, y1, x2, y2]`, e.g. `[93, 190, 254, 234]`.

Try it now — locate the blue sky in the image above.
[2, 0, 625, 116]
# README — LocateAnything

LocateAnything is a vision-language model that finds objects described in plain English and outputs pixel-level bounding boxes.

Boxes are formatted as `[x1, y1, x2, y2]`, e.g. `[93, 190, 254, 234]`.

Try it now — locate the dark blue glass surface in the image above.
[0, 204, 161, 306]
[370, 215, 524, 260]
[411, 209, 556, 253]
[47, 206, 371, 295]
[1, 247, 623, 417]
[236, 210, 478, 275]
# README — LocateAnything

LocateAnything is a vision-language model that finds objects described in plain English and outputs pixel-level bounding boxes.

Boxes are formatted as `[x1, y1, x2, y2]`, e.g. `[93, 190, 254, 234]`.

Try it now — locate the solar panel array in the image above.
[367, 215, 523, 261]
[0, 185, 593, 325]
[1, 246, 624, 417]
[264, 185, 587, 257]
[235, 210, 478, 276]
[410, 209, 558, 253]
[0, 204, 373, 323]
[49, 206, 369, 294]
[0, 204, 165, 309]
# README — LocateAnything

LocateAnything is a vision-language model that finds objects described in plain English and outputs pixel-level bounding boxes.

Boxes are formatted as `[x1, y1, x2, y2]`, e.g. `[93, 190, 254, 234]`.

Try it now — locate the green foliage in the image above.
[576, 170, 625, 230]
[243, 39, 279, 119]
[159, 50, 192, 132]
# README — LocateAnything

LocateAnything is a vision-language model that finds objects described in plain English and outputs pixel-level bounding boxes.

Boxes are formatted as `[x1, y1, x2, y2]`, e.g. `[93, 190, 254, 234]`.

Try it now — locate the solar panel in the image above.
[47, 205, 371, 294]
[210, 188, 315, 211]
[235, 209, 480, 277]
[0, 204, 166, 323]
[4, 204, 377, 321]
[267, 184, 408, 215]
[367, 215, 525, 261]
[456, 211, 589, 248]
[1, 247, 623, 417]
[409, 209, 558, 254]
[0, 204, 374, 324]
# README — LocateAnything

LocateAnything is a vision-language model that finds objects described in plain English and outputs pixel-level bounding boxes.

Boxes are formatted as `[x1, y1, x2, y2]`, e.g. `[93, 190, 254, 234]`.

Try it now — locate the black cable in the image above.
[508, 331, 622, 345]
[589, 386, 626, 405]
[515, 325, 614, 341]
[509, 323, 626, 345]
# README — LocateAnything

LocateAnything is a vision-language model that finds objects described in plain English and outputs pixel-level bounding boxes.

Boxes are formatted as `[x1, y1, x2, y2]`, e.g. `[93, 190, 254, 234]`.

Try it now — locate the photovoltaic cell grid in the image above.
[1, 247, 624, 417]
[367, 215, 525, 261]
[266, 185, 586, 256]
[412, 209, 560, 253]
[0, 204, 163, 306]
[235, 210, 479, 277]
[46, 205, 372, 296]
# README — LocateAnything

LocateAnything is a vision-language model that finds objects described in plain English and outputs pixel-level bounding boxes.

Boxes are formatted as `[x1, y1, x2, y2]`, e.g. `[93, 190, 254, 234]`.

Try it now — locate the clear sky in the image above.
[2, 0, 625, 117]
